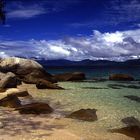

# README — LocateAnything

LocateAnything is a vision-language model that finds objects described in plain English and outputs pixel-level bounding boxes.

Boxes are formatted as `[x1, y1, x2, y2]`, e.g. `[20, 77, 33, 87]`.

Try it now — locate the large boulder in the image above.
[109, 74, 134, 81]
[0, 72, 21, 89]
[0, 57, 56, 83]
[15, 102, 53, 114]
[54, 72, 86, 81]
[22, 69, 56, 84]
[67, 109, 98, 121]
[0, 94, 21, 108]
[36, 79, 64, 89]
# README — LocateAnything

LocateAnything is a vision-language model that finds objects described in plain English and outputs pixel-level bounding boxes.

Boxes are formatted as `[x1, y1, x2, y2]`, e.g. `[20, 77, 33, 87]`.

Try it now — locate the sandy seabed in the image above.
[0, 81, 138, 140]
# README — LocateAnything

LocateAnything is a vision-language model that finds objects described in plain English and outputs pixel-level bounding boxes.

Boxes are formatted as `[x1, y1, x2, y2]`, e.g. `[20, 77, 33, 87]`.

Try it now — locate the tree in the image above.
[0, 0, 5, 24]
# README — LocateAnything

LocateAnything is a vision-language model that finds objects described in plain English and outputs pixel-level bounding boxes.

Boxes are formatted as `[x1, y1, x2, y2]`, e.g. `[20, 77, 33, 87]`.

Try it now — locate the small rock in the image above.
[15, 102, 53, 114]
[0, 94, 21, 108]
[6, 88, 30, 97]
[110, 117, 140, 140]
[122, 117, 140, 126]
[54, 72, 86, 81]
[110, 125, 140, 140]
[67, 109, 97, 121]
[109, 74, 134, 81]
[36, 79, 63, 89]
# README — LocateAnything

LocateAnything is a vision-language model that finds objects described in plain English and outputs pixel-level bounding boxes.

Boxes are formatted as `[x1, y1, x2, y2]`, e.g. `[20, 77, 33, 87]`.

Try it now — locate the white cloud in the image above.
[7, 2, 46, 19]
[8, 9, 45, 19]
[6, 0, 81, 19]
[0, 29, 140, 61]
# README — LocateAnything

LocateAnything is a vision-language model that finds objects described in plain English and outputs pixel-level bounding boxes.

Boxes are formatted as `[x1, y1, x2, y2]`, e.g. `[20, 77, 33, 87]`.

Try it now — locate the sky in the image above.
[0, 0, 140, 61]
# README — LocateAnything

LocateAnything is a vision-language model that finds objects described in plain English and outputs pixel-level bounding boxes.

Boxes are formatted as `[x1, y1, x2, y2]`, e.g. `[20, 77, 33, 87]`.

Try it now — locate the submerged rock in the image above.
[54, 72, 86, 81]
[110, 117, 140, 140]
[36, 79, 63, 89]
[110, 125, 140, 140]
[15, 102, 53, 114]
[124, 95, 140, 103]
[109, 74, 134, 81]
[67, 109, 97, 121]
[122, 117, 140, 126]
[0, 94, 21, 108]
[0, 57, 56, 83]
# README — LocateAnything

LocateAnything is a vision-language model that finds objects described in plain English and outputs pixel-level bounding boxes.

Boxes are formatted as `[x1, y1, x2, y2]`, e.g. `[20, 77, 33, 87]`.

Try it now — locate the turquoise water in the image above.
[30, 80, 140, 139]
[46, 66, 140, 79]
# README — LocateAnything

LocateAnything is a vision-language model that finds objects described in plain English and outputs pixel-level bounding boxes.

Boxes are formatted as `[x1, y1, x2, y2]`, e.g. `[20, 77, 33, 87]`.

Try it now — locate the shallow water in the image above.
[23, 80, 140, 139]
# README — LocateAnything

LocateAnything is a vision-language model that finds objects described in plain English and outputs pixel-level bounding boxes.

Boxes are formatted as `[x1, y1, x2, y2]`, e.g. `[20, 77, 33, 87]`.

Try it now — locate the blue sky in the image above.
[0, 0, 140, 61]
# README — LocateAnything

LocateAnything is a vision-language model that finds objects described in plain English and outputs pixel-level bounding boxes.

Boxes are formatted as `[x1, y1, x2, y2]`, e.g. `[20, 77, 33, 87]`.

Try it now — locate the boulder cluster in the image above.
[0, 57, 60, 114]
[0, 57, 88, 116]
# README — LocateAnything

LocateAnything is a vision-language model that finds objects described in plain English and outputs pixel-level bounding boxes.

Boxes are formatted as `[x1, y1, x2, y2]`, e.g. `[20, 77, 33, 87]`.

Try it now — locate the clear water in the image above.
[26, 80, 140, 139]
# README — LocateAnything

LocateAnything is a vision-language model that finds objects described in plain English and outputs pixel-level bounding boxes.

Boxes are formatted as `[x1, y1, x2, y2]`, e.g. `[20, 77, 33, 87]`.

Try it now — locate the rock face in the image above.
[0, 57, 56, 83]
[36, 80, 64, 89]
[15, 102, 53, 114]
[67, 109, 97, 121]
[109, 74, 134, 81]
[0, 72, 21, 89]
[0, 94, 21, 108]
[54, 72, 86, 81]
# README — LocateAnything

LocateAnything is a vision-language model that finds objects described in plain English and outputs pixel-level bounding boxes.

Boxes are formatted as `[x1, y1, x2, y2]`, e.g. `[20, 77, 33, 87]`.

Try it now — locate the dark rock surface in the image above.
[109, 74, 134, 81]
[111, 125, 140, 140]
[110, 117, 140, 140]
[122, 117, 140, 126]
[0, 94, 21, 108]
[15, 102, 53, 114]
[124, 95, 140, 103]
[67, 109, 97, 121]
[36, 79, 63, 89]
[54, 72, 86, 81]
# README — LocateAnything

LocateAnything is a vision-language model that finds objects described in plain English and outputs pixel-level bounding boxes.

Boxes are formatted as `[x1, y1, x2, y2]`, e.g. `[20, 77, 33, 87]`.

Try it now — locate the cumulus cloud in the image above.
[0, 29, 140, 61]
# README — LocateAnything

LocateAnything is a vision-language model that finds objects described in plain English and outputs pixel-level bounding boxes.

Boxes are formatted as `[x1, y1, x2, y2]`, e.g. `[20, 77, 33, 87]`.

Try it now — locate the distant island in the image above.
[35, 58, 140, 67]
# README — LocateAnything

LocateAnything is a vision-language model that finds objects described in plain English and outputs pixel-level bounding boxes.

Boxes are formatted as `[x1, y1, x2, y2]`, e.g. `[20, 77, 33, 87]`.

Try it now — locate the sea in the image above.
[46, 66, 140, 79]
[32, 66, 140, 139]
